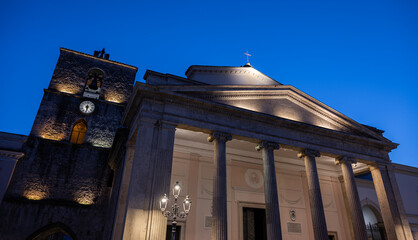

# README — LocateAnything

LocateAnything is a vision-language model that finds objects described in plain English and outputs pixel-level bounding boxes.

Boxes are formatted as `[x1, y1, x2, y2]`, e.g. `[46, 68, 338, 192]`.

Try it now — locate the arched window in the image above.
[70, 120, 87, 144]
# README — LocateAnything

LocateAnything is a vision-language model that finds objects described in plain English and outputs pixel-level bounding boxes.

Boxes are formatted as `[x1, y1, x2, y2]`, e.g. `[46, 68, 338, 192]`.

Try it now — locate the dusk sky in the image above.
[0, 0, 417, 167]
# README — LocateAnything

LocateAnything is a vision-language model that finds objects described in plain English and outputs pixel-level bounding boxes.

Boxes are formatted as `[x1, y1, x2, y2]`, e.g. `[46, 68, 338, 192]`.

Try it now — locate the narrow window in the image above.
[70, 120, 87, 144]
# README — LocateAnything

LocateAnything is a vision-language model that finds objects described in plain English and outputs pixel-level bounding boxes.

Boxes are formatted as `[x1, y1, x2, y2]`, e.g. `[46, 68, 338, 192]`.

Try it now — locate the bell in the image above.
[89, 78, 98, 90]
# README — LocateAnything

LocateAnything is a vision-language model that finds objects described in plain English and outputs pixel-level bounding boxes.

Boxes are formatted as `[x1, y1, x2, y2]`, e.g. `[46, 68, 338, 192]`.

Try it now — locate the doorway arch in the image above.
[26, 222, 77, 240]
[361, 199, 386, 240]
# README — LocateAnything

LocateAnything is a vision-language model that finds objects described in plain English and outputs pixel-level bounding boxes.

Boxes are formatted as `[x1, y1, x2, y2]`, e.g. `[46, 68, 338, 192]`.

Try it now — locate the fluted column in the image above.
[208, 132, 232, 240]
[256, 141, 282, 240]
[335, 157, 367, 240]
[298, 149, 328, 240]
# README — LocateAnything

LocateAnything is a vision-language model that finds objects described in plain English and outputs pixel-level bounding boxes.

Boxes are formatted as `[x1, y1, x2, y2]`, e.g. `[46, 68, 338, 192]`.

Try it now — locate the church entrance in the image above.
[242, 207, 267, 240]
[165, 224, 181, 240]
[26, 222, 76, 240]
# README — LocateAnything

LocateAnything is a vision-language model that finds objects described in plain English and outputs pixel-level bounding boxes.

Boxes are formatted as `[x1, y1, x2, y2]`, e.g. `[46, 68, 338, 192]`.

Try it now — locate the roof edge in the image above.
[60, 48, 138, 71]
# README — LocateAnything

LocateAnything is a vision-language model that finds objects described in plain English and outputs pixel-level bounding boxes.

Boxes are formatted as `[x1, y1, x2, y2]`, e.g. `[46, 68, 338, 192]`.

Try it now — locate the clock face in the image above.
[79, 101, 95, 114]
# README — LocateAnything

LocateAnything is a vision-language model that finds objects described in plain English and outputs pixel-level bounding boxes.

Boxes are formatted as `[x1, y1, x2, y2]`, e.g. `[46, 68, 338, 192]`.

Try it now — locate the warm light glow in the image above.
[56, 86, 77, 94]
[40, 132, 65, 141]
[77, 198, 94, 205]
[74, 189, 95, 205]
[24, 184, 49, 200]
[183, 195, 192, 214]
[160, 194, 169, 211]
[90, 136, 113, 148]
[38, 121, 66, 141]
[24, 191, 47, 200]
[173, 181, 181, 198]
[104, 92, 124, 104]
[105, 96, 123, 104]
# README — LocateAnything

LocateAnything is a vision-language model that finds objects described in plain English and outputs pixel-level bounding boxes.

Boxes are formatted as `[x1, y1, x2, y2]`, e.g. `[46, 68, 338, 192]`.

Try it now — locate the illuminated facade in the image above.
[0, 48, 137, 239]
[0, 48, 417, 240]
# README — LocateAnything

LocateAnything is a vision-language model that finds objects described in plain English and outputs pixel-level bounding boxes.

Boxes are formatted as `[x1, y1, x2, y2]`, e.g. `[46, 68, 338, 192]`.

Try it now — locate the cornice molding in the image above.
[43, 89, 126, 107]
[0, 150, 24, 160]
[172, 87, 389, 142]
[60, 48, 138, 70]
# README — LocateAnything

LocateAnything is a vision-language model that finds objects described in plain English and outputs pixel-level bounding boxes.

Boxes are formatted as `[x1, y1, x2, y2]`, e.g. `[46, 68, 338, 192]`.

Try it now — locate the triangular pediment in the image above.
[157, 85, 389, 141]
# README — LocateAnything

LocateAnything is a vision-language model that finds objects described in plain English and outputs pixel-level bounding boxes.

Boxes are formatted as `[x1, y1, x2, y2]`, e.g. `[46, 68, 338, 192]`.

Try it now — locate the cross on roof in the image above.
[244, 51, 252, 64]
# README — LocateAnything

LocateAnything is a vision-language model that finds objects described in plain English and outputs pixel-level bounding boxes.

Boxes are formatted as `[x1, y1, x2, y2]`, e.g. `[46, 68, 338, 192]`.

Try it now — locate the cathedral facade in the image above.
[0, 48, 416, 240]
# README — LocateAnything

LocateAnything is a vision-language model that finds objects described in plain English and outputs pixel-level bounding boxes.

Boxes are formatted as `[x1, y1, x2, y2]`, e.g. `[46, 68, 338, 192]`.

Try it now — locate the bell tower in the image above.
[0, 48, 137, 240]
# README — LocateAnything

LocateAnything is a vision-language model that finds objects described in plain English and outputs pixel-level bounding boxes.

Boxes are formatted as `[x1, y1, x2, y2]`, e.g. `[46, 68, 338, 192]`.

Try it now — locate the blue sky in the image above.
[0, 0, 417, 167]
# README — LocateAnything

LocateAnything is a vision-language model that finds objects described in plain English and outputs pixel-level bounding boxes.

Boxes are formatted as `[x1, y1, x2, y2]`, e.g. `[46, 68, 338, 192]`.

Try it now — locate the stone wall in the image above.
[48, 48, 136, 104]
[0, 137, 112, 239]
[30, 91, 125, 148]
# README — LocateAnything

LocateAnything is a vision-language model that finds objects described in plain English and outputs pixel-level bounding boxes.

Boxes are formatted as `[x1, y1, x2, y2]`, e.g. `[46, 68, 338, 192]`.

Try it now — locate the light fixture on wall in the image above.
[160, 181, 192, 240]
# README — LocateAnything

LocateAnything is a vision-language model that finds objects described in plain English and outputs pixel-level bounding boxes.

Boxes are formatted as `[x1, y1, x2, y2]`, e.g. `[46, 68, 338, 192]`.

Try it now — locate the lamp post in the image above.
[160, 181, 192, 240]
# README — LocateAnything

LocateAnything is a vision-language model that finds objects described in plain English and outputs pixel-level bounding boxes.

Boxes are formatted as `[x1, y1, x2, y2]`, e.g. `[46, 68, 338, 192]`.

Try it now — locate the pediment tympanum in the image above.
[164, 85, 386, 141]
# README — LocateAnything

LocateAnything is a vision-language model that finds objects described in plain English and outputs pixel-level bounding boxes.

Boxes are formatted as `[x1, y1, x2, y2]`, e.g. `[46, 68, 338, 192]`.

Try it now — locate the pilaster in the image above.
[121, 118, 177, 240]
[112, 140, 136, 240]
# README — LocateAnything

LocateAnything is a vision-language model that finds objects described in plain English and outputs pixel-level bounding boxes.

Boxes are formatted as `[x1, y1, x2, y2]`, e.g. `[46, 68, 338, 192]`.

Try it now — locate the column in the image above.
[208, 132, 231, 240]
[122, 118, 177, 240]
[369, 163, 413, 240]
[298, 149, 328, 240]
[256, 141, 282, 240]
[335, 157, 367, 240]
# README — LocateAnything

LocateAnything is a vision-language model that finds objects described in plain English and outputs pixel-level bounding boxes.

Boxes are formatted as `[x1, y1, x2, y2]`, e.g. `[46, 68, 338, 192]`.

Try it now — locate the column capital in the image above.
[335, 156, 357, 165]
[297, 149, 320, 159]
[207, 132, 232, 142]
[255, 141, 280, 151]
[137, 116, 158, 127]
[156, 119, 177, 130]
[368, 162, 387, 171]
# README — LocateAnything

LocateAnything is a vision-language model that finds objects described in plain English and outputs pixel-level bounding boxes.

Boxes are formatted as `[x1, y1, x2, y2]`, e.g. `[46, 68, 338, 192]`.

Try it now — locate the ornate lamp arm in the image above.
[160, 182, 192, 240]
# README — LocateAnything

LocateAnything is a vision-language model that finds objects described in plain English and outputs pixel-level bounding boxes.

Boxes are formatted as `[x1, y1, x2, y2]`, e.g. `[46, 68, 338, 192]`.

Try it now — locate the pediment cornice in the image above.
[122, 83, 397, 160]
[154, 85, 390, 142]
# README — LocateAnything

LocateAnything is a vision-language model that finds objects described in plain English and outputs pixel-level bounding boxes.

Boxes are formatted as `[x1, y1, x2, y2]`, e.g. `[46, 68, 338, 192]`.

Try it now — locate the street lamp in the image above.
[160, 181, 192, 240]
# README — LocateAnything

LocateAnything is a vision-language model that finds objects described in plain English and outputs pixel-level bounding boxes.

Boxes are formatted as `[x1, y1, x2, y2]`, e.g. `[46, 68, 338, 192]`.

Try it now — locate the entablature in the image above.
[123, 83, 396, 164]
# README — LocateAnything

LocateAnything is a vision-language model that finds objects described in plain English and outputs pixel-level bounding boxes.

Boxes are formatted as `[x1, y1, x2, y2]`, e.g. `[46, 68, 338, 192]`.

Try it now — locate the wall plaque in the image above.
[287, 222, 302, 233]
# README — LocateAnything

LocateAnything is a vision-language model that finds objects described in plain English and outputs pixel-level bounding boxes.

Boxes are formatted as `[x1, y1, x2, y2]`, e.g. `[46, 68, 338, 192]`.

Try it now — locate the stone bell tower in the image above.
[0, 48, 137, 240]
